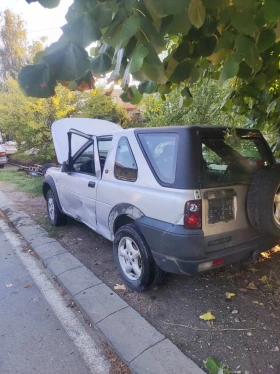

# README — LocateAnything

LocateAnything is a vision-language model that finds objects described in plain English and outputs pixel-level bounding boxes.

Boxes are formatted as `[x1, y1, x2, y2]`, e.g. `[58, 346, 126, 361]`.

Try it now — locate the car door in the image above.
[59, 136, 100, 231]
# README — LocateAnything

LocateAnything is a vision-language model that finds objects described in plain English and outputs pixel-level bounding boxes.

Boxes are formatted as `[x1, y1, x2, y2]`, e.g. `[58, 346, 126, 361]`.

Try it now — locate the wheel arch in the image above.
[109, 203, 144, 235]
[42, 175, 63, 213]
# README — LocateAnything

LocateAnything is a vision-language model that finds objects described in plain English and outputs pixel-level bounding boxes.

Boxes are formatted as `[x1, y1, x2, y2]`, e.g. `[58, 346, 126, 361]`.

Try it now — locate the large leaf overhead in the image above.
[21, 0, 280, 132]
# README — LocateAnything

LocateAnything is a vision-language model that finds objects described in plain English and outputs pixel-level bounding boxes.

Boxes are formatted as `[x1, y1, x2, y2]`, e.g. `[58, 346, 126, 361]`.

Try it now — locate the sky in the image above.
[0, 0, 72, 44]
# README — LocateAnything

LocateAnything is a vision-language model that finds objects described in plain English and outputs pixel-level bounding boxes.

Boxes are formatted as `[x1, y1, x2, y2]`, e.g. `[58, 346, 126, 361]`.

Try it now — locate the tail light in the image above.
[184, 200, 202, 229]
[0, 152, 6, 157]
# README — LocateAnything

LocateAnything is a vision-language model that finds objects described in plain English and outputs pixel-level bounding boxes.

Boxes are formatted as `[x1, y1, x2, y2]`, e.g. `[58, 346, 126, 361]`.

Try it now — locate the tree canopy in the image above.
[20, 0, 280, 131]
[0, 9, 46, 81]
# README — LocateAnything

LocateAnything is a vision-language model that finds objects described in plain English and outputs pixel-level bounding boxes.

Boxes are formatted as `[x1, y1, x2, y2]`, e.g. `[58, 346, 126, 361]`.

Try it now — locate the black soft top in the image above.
[134, 126, 272, 190]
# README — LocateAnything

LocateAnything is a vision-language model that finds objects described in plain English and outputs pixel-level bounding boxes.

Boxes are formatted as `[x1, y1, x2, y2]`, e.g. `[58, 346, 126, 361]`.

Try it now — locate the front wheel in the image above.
[46, 189, 67, 226]
[113, 224, 163, 291]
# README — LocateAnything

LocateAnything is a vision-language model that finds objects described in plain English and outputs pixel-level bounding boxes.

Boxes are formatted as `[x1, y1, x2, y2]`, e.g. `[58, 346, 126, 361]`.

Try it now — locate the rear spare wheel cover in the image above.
[247, 165, 280, 237]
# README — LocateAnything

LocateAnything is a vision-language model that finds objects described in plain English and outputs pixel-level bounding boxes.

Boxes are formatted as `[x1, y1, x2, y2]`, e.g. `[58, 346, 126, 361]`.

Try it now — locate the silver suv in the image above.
[43, 119, 280, 291]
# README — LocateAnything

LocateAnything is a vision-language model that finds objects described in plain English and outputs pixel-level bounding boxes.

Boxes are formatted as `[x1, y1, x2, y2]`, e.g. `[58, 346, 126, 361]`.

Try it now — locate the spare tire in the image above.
[247, 164, 280, 237]
[41, 163, 57, 176]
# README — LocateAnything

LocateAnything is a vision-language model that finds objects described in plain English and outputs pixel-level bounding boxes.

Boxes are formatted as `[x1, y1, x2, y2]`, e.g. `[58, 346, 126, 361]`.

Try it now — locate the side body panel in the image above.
[96, 130, 195, 240]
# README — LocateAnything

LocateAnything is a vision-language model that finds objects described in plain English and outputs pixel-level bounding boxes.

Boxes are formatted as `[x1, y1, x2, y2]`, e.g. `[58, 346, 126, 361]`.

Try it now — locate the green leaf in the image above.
[219, 6, 236, 24]
[167, 12, 191, 35]
[236, 35, 262, 72]
[90, 54, 111, 74]
[264, 0, 280, 22]
[237, 61, 252, 78]
[68, 70, 95, 91]
[143, 0, 189, 18]
[219, 52, 242, 85]
[62, 13, 101, 48]
[204, 357, 222, 374]
[255, 73, 265, 90]
[119, 92, 131, 102]
[202, 0, 229, 8]
[257, 29, 276, 52]
[18, 63, 55, 98]
[129, 44, 149, 74]
[104, 13, 140, 49]
[142, 61, 167, 84]
[140, 17, 166, 54]
[158, 82, 172, 94]
[173, 41, 194, 62]
[197, 36, 217, 57]
[170, 60, 193, 83]
[188, 67, 200, 83]
[130, 86, 143, 105]
[43, 41, 89, 81]
[231, 11, 257, 36]
[240, 83, 259, 98]
[188, 0, 206, 29]
[38, 0, 60, 8]
[91, 2, 112, 29]
[232, 0, 254, 10]
[215, 30, 235, 52]
[138, 81, 157, 94]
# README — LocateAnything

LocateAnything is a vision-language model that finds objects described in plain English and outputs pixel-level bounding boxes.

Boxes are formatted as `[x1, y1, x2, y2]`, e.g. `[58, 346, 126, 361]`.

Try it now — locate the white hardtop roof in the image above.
[52, 118, 122, 164]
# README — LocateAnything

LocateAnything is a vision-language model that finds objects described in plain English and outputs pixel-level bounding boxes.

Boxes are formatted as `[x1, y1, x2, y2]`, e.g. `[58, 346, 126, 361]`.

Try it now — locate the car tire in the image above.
[113, 223, 163, 292]
[247, 164, 280, 237]
[41, 163, 56, 176]
[46, 189, 67, 226]
[0, 164, 4, 169]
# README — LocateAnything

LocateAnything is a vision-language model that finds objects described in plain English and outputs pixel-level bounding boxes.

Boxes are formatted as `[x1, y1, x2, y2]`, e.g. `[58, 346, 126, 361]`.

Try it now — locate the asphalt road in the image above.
[0, 218, 110, 374]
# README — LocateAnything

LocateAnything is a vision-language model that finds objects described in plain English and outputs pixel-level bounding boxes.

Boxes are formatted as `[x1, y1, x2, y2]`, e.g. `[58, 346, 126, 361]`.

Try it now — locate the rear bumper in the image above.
[0, 156, 7, 165]
[136, 217, 278, 274]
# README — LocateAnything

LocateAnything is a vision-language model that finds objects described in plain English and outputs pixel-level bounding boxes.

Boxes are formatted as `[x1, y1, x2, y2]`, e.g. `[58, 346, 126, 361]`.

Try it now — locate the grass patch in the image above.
[0, 170, 43, 196]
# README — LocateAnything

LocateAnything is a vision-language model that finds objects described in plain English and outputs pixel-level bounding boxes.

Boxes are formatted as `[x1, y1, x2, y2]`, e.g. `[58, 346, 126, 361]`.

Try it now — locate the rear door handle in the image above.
[88, 181, 96, 188]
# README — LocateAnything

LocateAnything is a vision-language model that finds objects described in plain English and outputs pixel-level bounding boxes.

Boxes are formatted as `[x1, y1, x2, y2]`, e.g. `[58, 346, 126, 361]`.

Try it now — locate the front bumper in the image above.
[136, 217, 278, 274]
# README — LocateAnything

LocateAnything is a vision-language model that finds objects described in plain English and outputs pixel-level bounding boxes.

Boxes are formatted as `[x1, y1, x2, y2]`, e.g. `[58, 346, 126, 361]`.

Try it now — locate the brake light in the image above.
[0, 152, 6, 157]
[184, 200, 202, 229]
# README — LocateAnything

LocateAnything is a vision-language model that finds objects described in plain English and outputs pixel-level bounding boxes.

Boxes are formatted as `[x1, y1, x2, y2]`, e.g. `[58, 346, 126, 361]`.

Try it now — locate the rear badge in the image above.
[208, 236, 232, 247]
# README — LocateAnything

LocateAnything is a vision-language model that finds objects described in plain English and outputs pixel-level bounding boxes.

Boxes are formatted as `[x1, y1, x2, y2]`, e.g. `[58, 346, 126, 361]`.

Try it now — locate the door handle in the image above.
[88, 181, 96, 188]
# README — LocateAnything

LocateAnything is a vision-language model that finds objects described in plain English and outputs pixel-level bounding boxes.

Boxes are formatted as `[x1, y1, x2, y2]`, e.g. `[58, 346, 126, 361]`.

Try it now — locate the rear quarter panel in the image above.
[96, 131, 195, 237]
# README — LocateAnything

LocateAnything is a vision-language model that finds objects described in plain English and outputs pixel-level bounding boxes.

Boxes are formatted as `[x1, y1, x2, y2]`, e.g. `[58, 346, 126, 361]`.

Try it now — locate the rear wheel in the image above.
[46, 189, 67, 226]
[0, 164, 4, 169]
[113, 224, 163, 291]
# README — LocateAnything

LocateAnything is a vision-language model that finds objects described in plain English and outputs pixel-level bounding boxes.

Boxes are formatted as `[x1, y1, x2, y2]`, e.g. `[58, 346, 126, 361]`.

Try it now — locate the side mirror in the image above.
[61, 161, 68, 173]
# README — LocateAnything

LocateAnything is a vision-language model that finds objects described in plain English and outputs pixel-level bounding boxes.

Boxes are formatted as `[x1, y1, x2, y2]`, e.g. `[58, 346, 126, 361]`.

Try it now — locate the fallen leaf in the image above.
[261, 275, 268, 283]
[248, 266, 259, 273]
[5, 284, 12, 288]
[225, 292, 236, 299]
[272, 346, 279, 352]
[199, 312, 215, 321]
[247, 332, 253, 336]
[24, 284, 29, 288]
[114, 284, 126, 290]
[247, 282, 257, 290]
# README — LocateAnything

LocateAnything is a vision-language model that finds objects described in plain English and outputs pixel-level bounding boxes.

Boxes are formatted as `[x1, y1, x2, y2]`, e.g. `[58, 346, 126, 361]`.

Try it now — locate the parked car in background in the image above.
[42, 119, 280, 291]
[0, 143, 7, 169]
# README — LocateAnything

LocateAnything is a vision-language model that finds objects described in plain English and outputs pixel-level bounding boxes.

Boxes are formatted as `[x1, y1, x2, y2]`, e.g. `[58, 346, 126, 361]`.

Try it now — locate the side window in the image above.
[114, 137, 138, 182]
[98, 138, 112, 174]
[138, 133, 179, 184]
[73, 143, 95, 175]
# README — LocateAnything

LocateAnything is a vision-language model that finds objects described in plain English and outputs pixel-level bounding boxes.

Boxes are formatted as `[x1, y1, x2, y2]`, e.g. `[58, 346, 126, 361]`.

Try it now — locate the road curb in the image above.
[0, 191, 205, 374]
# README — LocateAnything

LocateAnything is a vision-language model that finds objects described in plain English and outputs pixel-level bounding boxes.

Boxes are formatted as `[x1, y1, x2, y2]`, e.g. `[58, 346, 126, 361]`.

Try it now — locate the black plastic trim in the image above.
[42, 175, 63, 212]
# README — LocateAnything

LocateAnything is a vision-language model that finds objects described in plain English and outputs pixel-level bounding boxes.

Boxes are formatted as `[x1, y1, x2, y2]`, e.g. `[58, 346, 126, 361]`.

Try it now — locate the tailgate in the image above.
[201, 185, 260, 253]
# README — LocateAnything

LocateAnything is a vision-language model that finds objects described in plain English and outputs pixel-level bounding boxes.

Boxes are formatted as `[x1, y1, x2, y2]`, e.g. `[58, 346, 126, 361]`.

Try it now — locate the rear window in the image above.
[138, 133, 179, 184]
[202, 137, 272, 186]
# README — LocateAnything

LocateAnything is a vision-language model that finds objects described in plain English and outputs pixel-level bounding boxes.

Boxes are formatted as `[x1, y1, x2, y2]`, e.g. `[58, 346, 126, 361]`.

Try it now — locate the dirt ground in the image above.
[1, 179, 280, 374]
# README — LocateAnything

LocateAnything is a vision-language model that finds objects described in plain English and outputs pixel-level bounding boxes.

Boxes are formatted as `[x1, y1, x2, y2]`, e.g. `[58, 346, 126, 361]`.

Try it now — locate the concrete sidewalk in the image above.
[0, 190, 205, 374]
[0, 219, 109, 374]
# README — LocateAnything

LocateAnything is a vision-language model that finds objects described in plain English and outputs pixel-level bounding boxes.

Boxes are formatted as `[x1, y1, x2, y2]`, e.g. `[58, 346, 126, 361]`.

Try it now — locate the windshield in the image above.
[201, 137, 272, 187]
